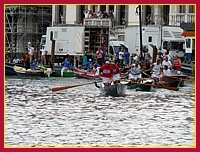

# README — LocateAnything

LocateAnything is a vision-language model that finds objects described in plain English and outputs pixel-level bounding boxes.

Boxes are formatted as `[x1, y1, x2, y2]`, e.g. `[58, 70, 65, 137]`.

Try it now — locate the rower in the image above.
[100, 61, 113, 88]
[111, 61, 121, 84]
[151, 58, 162, 84]
[128, 62, 142, 84]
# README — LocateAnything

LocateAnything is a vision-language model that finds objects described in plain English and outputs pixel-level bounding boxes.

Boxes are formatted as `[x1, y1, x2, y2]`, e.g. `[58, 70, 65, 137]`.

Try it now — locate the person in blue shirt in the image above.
[61, 57, 70, 77]
[86, 59, 94, 72]
[124, 48, 130, 66]
[30, 57, 37, 70]
[69, 63, 75, 72]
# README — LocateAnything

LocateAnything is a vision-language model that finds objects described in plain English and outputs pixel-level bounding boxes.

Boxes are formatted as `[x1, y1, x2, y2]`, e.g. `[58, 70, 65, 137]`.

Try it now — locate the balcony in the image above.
[169, 13, 195, 26]
[83, 18, 112, 27]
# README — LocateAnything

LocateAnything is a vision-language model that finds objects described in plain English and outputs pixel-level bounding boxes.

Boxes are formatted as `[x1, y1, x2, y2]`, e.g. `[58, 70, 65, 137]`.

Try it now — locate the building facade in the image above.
[5, 5, 195, 56]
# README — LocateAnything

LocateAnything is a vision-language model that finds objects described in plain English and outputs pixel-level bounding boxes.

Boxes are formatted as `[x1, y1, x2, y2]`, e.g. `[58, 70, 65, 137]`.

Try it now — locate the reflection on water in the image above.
[5, 76, 195, 147]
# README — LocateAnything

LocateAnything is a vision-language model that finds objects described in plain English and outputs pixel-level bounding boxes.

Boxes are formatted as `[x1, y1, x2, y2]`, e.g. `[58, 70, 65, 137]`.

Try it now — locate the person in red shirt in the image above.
[173, 55, 182, 71]
[111, 61, 121, 84]
[100, 61, 113, 88]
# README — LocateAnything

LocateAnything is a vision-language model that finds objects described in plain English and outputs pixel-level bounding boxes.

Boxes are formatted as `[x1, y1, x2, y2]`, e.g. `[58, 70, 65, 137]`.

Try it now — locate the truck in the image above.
[40, 18, 113, 64]
[124, 25, 185, 62]
[41, 26, 85, 63]
[180, 22, 195, 74]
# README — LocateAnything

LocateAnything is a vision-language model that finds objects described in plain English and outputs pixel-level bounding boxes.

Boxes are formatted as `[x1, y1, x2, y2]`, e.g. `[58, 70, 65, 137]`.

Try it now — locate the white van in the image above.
[108, 40, 127, 57]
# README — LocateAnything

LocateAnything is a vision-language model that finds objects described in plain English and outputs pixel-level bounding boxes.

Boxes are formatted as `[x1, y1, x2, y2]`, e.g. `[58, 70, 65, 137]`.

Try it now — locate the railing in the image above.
[169, 13, 195, 26]
[83, 18, 112, 27]
[151, 14, 195, 26]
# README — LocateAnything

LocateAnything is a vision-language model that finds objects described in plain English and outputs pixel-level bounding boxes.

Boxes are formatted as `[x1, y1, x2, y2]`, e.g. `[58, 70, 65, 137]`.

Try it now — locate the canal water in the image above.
[5, 76, 195, 147]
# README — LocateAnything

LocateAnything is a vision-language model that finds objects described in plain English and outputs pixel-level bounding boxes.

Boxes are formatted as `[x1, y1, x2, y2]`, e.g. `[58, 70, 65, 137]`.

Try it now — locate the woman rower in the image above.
[173, 55, 182, 71]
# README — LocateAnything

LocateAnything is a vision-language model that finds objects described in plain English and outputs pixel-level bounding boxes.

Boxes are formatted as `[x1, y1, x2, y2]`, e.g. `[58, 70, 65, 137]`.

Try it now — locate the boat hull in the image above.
[101, 83, 127, 97]
[127, 79, 153, 91]
[51, 70, 76, 77]
[13, 66, 45, 77]
[5, 62, 24, 75]
[181, 63, 194, 75]
[161, 76, 181, 87]
[74, 68, 101, 80]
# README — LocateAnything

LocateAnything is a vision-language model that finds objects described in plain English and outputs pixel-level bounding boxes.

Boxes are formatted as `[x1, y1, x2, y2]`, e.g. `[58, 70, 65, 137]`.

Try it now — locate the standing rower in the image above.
[151, 58, 162, 84]
[173, 55, 182, 71]
[100, 61, 113, 88]
[111, 61, 121, 84]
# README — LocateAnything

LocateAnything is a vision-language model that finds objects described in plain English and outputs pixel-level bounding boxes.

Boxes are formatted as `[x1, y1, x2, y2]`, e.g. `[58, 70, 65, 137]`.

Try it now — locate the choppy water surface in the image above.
[5, 76, 195, 147]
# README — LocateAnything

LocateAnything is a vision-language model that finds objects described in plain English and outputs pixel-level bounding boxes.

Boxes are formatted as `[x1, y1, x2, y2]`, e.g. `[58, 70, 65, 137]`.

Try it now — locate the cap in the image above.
[89, 59, 92, 61]
[111, 62, 115, 65]
[105, 61, 110, 64]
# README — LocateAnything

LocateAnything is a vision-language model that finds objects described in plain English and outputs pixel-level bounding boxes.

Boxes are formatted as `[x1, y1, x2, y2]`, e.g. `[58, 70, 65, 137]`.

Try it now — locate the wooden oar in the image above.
[182, 72, 194, 77]
[52, 81, 96, 92]
[165, 75, 194, 82]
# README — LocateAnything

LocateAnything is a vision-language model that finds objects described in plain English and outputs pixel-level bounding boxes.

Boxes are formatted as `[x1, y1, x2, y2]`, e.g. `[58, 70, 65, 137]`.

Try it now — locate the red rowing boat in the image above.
[74, 68, 101, 80]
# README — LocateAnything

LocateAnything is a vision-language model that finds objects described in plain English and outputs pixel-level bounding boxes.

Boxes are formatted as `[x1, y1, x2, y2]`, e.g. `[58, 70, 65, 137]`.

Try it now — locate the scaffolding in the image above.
[5, 5, 52, 57]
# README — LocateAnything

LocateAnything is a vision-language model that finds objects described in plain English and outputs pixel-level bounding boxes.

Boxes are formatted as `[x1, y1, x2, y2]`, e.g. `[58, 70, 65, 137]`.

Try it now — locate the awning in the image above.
[181, 32, 195, 37]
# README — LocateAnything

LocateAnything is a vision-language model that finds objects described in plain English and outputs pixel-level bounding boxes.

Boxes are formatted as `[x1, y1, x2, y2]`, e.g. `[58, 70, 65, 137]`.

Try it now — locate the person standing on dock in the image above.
[96, 48, 103, 66]
[119, 48, 124, 68]
[124, 48, 130, 67]
[41, 45, 48, 65]
[86, 59, 94, 72]
[61, 57, 70, 77]
[28, 42, 34, 67]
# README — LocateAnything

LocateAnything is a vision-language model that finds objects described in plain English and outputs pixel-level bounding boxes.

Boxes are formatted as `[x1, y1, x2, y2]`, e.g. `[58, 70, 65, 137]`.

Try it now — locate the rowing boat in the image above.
[74, 68, 101, 80]
[13, 65, 45, 77]
[94, 82, 127, 97]
[126, 79, 154, 91]
[5, 62, 24, 75]
[161, 70, 189, 87]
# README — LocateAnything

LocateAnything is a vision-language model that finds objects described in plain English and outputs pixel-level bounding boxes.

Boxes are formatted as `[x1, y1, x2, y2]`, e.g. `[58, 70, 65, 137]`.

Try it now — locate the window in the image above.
[100, 5, 106, 12]
[118, 35, 125, 41]
[148, 36, 152, 43]
[192, 38, 195, 50]
[188, 5, 195, 13]
[109, 5, 114, 12]
[179, 5, 186, 13]
[186, 39, 191, 48]
[109, 46, 114, 55]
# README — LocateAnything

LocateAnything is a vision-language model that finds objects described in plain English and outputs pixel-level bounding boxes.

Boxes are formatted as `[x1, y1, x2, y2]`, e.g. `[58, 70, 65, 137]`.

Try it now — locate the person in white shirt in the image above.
[128, 63, 142, 84]
[84, 9, 89, 18]
[41, 45, 48, 65]
[28, 42, 34, 65]
[119, 49, 124, 68]
[162, 56, 172, 69]
[13, 57, 19, 64]
[162, 65, 171, 76]
[151, 58, 162, 84]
